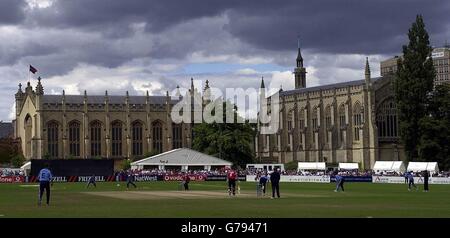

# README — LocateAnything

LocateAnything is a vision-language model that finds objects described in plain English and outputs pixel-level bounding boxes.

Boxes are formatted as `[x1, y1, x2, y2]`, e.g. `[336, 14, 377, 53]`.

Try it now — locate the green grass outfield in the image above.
[1, 181, 449, 217]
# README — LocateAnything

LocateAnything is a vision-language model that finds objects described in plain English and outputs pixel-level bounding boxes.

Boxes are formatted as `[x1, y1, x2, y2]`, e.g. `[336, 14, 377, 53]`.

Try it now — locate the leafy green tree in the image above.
[394, 15, 435, 161]
[121, 159, 131, 170]
[192, 101, 255, 168]
[418, 84, 450, 170]
[11, 154, 25, 168]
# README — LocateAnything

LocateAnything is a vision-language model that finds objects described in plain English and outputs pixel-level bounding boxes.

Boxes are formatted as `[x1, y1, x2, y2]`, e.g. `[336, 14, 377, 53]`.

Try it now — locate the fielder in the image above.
[37, 163, 53, 206]
[86, 174, 97, 188]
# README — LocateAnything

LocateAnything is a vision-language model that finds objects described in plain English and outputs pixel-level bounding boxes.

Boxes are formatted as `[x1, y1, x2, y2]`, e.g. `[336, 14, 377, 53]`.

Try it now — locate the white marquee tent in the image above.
[246, 164, 285, 172]
[297, 162, 326, 171]
[20, 161, 31, 176]
[407, 162, 439, 172]
[338, 163, 359, 170]
[373, 161, 406, 173]
[131, 148, 232, 171]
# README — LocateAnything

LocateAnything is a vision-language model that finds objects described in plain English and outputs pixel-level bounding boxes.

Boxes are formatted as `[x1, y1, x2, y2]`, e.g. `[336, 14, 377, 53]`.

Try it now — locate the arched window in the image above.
[312, 107, 318, 131]
[298, 109, 305, 144]
[338, 104, 346, 128]
[287, 111, 293, 131]
[338, 104, 346, 146]
[111, 121, 122, 157]
[152, 121, 163, 153]
[172, 123, 182, 149]
[132, 121, 143, 156]
[325, 105, 332, 130]
[90, 121, 102, 157]
[299, 109, 305, 130]
[68, 121, 80, 156]
[377, 99, 398, 139]
[47, 121, 59, 158]
[353, 102, 363, 141]
[325, 105, 332, 143]
[24, 115, 32, 158]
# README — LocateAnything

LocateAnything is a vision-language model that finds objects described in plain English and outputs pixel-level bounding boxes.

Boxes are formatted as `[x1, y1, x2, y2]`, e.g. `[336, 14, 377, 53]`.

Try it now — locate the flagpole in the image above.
[28, 64, 31, 84]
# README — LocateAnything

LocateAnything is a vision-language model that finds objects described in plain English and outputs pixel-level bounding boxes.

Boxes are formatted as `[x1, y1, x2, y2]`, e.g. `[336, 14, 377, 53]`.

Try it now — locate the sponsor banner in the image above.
[372, 176, 450, 184]
[372, 176, 405, 184]
[0, 176, 25, 183]
[246, 175, 330, 183]
[205, 175, 246, 181]
[429, 177, 450, 184]
[281, 175, 330, 183]
[78, 176, 106, 182]
[163, 174, 206, 181]
[134, 175, 158, 182]
[331, 176, 372, 182]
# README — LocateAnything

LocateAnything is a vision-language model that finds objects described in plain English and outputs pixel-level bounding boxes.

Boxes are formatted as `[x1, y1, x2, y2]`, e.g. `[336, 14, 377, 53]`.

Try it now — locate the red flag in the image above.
[29, 65, 37, 74]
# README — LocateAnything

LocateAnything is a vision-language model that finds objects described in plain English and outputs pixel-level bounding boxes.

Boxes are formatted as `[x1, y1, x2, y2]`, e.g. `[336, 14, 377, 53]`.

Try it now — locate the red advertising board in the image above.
[0, 176, 25, 183]
[163, 175, 206, 181]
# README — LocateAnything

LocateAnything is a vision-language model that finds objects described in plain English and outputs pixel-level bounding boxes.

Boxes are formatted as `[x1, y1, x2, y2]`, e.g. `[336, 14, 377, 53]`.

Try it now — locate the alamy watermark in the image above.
[170, 80, 279, 134]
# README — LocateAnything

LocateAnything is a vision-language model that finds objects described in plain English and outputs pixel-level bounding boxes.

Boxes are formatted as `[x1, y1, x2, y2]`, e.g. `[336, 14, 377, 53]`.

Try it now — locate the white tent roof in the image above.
[131, 148, 232, 166]
[373, 161, 406, 172]
[297, 162, 326, 171]
[338, 163, 359, 170]
[407, 162, 439, 172]
[20, 161, 31, 170]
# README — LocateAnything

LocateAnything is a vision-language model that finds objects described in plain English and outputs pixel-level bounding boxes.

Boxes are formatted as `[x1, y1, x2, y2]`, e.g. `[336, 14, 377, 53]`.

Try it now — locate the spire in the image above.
[165, 90, 170, 105]
[296, 37, 303, 68]
[365, 57, 371, 88]
[84, 90, 87, 97]
[104, 90, 109, 103]
[146, 90, 149, 97]
[35, 76, 44, 95]
[175, 85, 181, 97]
[260, 76, 265, 88]
[204, 80, 210, 91]
[62, 90, 66, 104]
[15, 83, 24, 99]
[191, 77, 194, 89]
[279, 84, 283, 92]
[365, 57, 370, 76]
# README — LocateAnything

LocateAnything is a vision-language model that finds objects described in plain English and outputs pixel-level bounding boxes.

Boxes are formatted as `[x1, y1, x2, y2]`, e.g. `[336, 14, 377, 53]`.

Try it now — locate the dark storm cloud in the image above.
[0, 0, 26, 24]
[23, 0, 450, 58]
[224, 0, 450, 54]
[27, 0, 236, 33]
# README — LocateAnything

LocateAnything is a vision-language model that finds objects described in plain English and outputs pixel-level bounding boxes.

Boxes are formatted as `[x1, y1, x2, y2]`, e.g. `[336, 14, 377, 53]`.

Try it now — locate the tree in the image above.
[418, 84, 450, 170]
[11, 154, 25, 168]
[394, 15, 435, 161]
[192, 101, 256, 168]
[121, 159, 131, 170]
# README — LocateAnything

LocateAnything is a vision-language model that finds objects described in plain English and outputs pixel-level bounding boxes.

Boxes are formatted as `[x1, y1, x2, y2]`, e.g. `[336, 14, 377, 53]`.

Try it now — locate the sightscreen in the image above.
[31, 159, 114, 176]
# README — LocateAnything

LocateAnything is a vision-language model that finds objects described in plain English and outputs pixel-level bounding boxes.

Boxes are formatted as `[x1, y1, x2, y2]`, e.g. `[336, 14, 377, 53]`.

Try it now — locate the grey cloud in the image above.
[0, 0, 26, 25]
[224, 0, 450, 54]
[22, 0, 450, 59]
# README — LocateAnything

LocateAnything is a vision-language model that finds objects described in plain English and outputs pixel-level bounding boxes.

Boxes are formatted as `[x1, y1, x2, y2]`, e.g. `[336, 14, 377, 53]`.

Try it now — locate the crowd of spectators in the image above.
[116, 168, 248, 178]
[2, 166, 449, 178]
[118, 167, 450, 178]
[0, 168, 24, 176]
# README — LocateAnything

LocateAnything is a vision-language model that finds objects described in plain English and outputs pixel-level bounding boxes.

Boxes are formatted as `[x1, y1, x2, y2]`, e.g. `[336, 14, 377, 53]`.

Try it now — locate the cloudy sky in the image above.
[1, 0, 449, 121]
